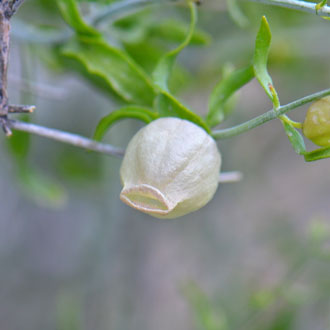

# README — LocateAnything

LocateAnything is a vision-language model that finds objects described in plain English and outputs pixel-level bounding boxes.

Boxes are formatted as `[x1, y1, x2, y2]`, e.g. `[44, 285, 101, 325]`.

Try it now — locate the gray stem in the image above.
[250, 0, 330, 16]
[212, 88, 330, 140]
[8, 120, 125, 158]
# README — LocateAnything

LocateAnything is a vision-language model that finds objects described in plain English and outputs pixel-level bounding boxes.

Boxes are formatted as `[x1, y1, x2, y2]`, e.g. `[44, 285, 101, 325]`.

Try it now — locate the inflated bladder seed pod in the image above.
[120, 117, 221, 219]
[303, 96, 330, 147]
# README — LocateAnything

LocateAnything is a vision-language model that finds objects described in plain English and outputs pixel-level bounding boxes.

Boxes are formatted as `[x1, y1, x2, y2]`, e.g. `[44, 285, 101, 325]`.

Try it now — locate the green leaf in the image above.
[282, 121, 306, 155]
[304, 146, 330, 162]
[149, 19, 211, 45]
[316, 0, 327, 11]
[253, 16, 274, 102]
[155, 92, 211, 133]
[61, 37, 157, 106]
[93, 106, 158, 141]
[150, 3, 210, 134]
[207, 65, 254, 127]
[56, 0, 100, 36]
[226, 0, 249, 28]
[152, 2, 197, 91]
[113, 9, 209, 46]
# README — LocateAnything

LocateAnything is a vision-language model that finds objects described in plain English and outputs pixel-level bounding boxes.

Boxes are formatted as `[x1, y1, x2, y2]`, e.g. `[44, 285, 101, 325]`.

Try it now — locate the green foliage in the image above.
[113, 10, 210, 75]
[315, 0, 327, 11]
[152, 2, 197, 91]
[282, 121, 306, 155]
[150, 2, 211, 133]
[61, 37, 156, 105]
[114, 12, 210, 45]
[303, 146, 330, 162]
[91, 1, 210, 139]
[56, 0, 157, 106]
[253, 16, 278, 103]
[207, 65, 254, 127]
[155, 92, 211, 133]
[56, 0, 100, 36]
[149, 19, 211, 45]
[93, 106, 158, 141]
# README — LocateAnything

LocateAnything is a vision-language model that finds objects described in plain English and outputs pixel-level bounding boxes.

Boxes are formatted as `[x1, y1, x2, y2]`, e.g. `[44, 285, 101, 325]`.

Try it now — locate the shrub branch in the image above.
[0, 0, 124, 157]
[8, 119, 125, 157]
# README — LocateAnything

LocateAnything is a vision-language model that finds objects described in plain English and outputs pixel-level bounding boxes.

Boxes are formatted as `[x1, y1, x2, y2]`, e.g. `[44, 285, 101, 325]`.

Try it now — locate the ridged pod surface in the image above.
[303, 96, 330, 147]
[120, 117, 221, 219]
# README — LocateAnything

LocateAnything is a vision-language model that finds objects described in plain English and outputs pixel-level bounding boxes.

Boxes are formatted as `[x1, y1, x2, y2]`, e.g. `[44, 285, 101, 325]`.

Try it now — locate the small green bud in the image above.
[303, 96, 330, 147]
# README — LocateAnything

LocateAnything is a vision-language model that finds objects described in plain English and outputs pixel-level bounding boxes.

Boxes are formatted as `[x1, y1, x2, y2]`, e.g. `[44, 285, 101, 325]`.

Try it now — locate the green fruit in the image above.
[303, 96, 330, 147]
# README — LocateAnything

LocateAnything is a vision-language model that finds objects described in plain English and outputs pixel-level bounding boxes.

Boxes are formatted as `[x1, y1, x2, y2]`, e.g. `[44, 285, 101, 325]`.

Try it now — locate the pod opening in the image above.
[120, 184, 175, 215]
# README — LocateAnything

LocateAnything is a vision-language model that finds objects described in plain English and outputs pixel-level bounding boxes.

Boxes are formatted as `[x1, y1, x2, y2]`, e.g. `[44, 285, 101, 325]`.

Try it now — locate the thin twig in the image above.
[8, 104, 35, 113]
[7, 119, 125, 158]
[249, 0, 330, 17]
[9, 0, 26, 17]
[212, 88, 330, 140]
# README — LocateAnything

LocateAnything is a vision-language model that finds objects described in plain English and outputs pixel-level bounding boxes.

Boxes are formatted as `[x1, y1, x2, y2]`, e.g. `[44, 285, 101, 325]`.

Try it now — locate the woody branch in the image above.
[0, 0, 31, 135]
[0, 0, 124, 157]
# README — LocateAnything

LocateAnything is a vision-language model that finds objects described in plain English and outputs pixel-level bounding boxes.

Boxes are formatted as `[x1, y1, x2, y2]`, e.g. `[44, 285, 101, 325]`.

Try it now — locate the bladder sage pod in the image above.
[303, 96, 330, 147]
[120, 117, 221, 219]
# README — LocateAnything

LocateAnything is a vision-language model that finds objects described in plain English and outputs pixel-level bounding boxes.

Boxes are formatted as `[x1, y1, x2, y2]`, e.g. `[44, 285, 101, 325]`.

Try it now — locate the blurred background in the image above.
[0, 0, 330, 329]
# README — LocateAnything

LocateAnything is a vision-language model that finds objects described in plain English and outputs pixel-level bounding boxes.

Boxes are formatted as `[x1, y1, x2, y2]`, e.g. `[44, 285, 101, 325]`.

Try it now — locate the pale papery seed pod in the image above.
[120, 117, 221, 219]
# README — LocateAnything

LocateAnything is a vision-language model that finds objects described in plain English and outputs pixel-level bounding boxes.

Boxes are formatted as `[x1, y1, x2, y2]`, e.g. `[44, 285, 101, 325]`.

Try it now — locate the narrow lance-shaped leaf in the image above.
[253, 16, 275, 102]
[56, 0, 100, 36]
[304, 146, 330, 162]
[207, 65, 254, 127]
[316, 0, 327, 11]
[282, 121, 306, 155]
[61, 37, 157, 106]
[152, 2, 197, 91]
[93, 106, 158, 142]
[155, 92, 211, 133]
